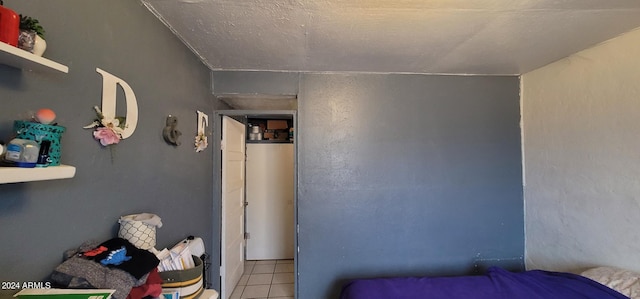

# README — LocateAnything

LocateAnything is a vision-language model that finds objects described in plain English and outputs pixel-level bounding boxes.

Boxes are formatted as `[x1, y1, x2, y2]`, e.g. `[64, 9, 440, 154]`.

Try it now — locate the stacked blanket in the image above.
[340, 266, 630, 299]
[50, 238, 160, 299]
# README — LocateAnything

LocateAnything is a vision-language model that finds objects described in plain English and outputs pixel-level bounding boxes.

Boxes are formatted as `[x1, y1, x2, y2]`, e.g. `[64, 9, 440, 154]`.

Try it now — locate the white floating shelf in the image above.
[0, 42, 68, 73]
[0, 165, 76, 184]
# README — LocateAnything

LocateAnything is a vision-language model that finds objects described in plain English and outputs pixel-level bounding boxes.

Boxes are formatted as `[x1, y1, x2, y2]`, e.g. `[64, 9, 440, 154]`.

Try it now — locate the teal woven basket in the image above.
[13, 120, 66, 166]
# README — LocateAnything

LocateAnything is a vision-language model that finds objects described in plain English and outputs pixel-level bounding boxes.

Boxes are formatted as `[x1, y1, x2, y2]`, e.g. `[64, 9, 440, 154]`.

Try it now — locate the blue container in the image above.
[13, 120, 66, 166]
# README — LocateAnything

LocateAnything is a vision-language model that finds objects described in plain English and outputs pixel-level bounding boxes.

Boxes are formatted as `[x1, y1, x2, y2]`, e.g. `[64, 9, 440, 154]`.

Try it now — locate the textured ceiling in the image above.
[141, 0, 640, 75]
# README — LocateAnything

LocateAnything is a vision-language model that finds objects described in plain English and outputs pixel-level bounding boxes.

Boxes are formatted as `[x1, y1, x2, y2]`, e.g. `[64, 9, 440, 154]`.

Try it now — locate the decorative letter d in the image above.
[96, 68, 139, 139]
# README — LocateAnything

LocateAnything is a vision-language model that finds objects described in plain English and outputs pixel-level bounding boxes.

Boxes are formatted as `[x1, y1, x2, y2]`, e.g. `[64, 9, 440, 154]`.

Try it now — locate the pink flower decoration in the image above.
[93, 127, 121, 146]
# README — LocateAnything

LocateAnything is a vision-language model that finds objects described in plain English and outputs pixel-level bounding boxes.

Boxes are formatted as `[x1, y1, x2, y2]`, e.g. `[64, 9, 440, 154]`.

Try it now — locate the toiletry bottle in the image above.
[36, 140, 51, 167]
[5, 138, 39, 167]
[4, 139, 23, 162]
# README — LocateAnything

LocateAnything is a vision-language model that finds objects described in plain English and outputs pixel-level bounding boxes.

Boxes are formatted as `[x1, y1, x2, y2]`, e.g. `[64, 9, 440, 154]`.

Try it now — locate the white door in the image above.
[221, 116, 246, 299]
[246, 143, 295, 260]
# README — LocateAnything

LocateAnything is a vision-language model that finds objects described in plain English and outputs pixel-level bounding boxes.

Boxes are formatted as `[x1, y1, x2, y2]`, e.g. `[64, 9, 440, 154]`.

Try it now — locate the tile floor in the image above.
[230, 259, 295, 299]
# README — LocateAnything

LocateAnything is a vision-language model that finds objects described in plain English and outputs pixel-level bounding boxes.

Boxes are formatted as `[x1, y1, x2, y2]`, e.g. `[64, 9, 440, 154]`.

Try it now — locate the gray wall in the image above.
[213, 72, 524, 298]
[212, 71, 299, 96]
[0, 1, 220, 296]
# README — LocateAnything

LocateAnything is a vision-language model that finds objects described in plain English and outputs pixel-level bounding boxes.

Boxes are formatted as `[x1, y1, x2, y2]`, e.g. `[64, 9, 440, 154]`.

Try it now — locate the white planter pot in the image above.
[32, 35, 46, 57]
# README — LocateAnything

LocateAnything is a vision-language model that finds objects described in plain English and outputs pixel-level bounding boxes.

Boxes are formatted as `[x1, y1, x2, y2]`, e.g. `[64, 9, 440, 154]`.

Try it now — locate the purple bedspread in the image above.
[340, 267, 629, 299]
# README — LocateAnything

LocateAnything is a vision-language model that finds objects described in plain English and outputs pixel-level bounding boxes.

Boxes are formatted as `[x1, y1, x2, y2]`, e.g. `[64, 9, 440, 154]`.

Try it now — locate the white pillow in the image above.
[581, 266, 640, 298]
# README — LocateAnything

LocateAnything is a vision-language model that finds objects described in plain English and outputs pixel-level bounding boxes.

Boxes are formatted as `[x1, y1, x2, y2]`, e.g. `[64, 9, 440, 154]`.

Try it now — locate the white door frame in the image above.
[213, 110, 298, 298]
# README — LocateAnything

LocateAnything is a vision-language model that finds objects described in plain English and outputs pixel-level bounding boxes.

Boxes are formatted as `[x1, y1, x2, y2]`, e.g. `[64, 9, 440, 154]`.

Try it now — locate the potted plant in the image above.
[17, 14, 46, 56]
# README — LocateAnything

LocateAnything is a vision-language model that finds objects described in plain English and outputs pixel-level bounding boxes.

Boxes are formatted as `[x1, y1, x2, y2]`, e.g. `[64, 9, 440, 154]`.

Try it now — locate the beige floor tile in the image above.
[241, 285, 270, 298]
[274, 263, 294, 273]
[230, 285, 245, 299]
[230, 292, 243, 299]
[245, 260, 257, 266]
[247, 273, 274, 285]
[233, 259, 295, 299]
[272, 273, 294, 284]
[245, 262, 256, 273]
[268, 283, 294, 298]
[253, 264, 276, 274]
[238, 274, 250, 286]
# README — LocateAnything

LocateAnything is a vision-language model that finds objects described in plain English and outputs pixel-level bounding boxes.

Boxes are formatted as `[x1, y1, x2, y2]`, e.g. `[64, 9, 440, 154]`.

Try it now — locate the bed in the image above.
[340, 266, 640, 299]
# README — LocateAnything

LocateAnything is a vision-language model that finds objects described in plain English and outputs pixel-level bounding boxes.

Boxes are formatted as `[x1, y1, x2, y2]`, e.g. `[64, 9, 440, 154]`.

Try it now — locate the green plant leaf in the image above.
[115, 117, 126, 129]
[19, 14, 45, 38]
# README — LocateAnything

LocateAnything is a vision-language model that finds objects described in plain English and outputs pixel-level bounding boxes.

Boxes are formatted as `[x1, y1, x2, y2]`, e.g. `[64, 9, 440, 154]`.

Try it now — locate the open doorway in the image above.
[215, 110, 297, 299]
[245, 116, 295, 261]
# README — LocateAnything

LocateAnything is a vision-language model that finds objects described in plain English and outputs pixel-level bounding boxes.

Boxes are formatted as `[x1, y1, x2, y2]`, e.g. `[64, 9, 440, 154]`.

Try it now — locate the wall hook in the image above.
[163, 115, 182, 146]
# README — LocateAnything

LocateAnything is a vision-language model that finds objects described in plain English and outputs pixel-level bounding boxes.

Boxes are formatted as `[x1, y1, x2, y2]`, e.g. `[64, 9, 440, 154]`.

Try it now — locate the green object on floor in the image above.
[13, 288, 115, 299]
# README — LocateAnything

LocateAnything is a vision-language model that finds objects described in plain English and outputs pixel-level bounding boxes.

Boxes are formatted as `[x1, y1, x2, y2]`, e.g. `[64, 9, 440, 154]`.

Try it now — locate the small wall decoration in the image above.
[195, 110, 208, 152]
[84, 106, 126, 146]
[84, 68, 139, 147]
[162, 115, 182, 146]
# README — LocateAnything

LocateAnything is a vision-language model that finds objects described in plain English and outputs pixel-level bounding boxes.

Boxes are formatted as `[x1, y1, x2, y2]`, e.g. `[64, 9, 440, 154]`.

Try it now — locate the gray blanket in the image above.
[50, 240, 149, 299]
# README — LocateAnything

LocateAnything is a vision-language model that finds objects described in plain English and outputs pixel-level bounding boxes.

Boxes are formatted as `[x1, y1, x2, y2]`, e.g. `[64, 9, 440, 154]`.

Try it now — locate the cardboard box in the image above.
[274, 132, 289, 140]
[263, 132, 275, 139]
[267, 120, 288, 130]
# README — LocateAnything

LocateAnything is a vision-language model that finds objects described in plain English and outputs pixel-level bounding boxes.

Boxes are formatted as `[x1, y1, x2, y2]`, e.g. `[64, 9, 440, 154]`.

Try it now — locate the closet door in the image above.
[221, 116, 246, 299]
[246, 143, 294, 260]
